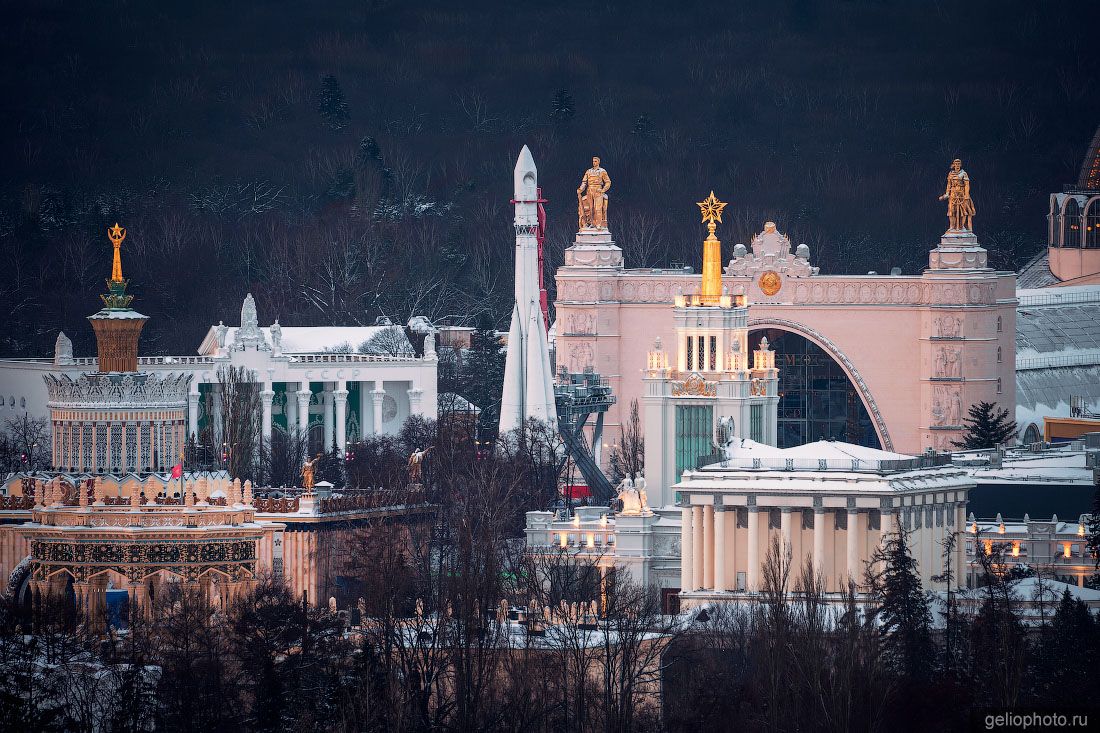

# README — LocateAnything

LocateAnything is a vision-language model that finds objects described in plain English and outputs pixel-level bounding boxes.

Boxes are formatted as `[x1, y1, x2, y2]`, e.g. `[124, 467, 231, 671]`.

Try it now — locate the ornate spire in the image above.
[696, 192, 727, 303]
[101, 223, 134, 310]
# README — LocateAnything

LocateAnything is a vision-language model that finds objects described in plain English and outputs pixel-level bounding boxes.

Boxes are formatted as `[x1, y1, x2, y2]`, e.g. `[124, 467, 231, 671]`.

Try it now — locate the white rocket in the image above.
[499, 145, 557, 436]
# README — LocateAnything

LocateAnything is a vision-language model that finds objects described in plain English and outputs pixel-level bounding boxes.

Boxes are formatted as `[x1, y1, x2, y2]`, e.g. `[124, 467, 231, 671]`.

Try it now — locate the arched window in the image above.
[996, 377, 1002, 394]
[996, 346, 1002, 363]
[1063, 198, 1081, 247]
[996, 316, 1002, 333]
[1023, 423, 1041, 445]
[1086, 198, 1100, 249]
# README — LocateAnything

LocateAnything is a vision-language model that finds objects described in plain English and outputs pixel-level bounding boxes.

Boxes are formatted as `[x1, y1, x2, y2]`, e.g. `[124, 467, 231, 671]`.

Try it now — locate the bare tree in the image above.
[217, 365, 261, 480]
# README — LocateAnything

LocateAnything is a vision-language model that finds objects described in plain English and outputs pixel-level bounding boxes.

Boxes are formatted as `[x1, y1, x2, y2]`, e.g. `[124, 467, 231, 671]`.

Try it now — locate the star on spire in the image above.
[697, 191, 727, 225]
[108, 222, 126, 244]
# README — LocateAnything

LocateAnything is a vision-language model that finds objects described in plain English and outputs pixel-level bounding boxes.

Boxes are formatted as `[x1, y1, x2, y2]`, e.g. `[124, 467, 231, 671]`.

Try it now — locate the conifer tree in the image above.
[458, 312, 506, 441]
[874, 526, 935, 680]
[952, 400, 1017, 450]
[318, 74, 350, 130]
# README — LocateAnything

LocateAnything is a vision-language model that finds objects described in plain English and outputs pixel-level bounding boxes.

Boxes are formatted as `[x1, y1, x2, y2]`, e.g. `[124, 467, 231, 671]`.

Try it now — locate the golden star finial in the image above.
[107, 223, 126, 244]
[697, 191, 727, 225]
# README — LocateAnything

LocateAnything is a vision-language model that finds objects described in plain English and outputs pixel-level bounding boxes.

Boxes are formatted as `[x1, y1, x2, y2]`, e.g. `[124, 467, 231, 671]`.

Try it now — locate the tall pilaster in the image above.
[680, 506, 694, 592]
[702, 505, 715, 590]
[714, 506, 727, 591]
[846, 506, 860, 583]
[746, 504, 760, 592]
[813, 506, 826, 580]
[322, 387, 334, 452]
[691, 505, 704, 591]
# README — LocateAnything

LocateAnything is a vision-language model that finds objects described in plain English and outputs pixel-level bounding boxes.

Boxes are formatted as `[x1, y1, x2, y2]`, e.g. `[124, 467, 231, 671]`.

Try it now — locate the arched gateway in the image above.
[555, 218, 1016, 457]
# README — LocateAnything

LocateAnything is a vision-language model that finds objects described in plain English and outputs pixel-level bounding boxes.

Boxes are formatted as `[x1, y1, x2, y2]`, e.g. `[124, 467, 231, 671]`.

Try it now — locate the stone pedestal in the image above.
[564, 229, 623, 268]
[928, 230, 988, 270]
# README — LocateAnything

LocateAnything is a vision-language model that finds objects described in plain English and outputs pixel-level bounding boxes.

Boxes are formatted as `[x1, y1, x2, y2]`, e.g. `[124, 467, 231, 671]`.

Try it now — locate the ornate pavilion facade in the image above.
[0, 227, 434, 629]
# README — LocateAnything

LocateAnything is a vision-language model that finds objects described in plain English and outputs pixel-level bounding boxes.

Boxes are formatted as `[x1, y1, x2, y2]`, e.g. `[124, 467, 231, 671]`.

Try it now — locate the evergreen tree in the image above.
[317, 75, 350, 130]
[874, 526, 935, 681]
[356, 135, 383, 169]
[952, 400, 1017, 450]
[458, 312, 506, 441]
[1086, 483, 1100, 586]
[550, 88, 575, 123]
[1039, 589, 1097, 705]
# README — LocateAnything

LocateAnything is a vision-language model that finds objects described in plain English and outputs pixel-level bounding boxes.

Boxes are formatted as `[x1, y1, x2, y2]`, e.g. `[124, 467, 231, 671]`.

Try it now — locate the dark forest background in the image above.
[1, 0, 1098, 358]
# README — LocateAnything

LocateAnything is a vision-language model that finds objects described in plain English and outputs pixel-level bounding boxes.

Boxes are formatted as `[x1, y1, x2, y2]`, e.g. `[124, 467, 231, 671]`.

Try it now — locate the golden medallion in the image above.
[759, 270, 782, 296]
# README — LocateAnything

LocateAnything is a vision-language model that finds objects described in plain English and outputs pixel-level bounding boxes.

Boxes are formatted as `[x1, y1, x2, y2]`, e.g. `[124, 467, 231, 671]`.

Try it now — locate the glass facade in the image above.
[749, 329, 879, 449]
[675, 404, 713, 480]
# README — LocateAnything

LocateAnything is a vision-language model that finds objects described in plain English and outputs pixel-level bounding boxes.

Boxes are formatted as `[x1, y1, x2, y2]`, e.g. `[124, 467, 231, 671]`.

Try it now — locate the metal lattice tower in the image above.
[554, 367, 616, 504]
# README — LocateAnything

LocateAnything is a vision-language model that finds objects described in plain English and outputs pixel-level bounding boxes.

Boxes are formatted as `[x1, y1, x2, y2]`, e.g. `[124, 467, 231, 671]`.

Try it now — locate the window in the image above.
[802, 508, 815, 529]
[736, 507, 748, 528]
[750, 404, 763, 442]
[1063, 198, 1081, 246]
[1023, 423, 1041, 445]
[697, 336, 705, 371]
[996, 378, 1002, 394]
[768, 509, 781, 529]
[709, 336, 717, 370]
[936, 506, 944, 527]
[835, 510, 847, 530]
[1087, 199, 1100, 248]
[735, 571, 746, 591]
[996, 316, 1002, 333]
[685, 338, 693, 371]
[996, 346, 1002, 363]
[674, 404, 714, 480]
[868, 510, 880, 531]
[914, 507, 922, 529]
[965, 541, 974, 555]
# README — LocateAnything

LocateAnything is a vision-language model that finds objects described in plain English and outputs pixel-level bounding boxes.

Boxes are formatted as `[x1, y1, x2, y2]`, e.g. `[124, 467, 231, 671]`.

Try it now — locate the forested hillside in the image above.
[2, 0, 1098, 356]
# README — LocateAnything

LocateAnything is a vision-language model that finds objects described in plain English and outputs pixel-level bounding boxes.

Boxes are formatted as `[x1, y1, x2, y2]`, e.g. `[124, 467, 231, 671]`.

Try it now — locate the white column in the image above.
[813, 507, 826, 580]
[296, 387, 311, 436]
[407, 387, 423, 417]
[333, 380, 348, 455]
[371, 386, 385, 434]
[188, 389, 200, 439]
[746, 506, 760, 592]
[211, 385, 223, 446]
[714, 507, 727, 591]
[780, 507, 792, 552]
[691, 506, 704, 591]
[846, 508, 860, 583]
[680, 506, 694, 592]
[702, 505, 715, 590]
[322, 387, 334, 452]
[260, 384, 274, 448]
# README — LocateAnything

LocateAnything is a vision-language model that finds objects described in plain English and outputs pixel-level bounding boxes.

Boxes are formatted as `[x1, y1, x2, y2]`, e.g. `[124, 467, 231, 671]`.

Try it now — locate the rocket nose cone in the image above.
[514, 145, 537, 197]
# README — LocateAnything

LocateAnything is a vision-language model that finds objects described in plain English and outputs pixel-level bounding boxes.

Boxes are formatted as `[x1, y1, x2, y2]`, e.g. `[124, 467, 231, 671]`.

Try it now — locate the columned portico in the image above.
[674, 451, 974, 610]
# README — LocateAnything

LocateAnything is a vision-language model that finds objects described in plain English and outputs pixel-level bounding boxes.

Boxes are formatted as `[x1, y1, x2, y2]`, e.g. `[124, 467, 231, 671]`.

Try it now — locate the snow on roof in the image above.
[198, 325, 393, 355]
[778, 440, 913, 462]
[439, 392, 480, 413]
[1015, 249, 1059, 289]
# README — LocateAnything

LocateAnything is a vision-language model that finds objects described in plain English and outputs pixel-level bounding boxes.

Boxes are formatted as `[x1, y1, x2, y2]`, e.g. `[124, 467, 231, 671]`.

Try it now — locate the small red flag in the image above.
[171, 463, 182, 479]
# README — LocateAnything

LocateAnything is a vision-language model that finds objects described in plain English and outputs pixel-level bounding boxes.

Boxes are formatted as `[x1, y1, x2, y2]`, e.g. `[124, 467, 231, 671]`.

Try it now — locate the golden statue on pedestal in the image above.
[938, 158, 975, 232]
[577, 156, 611, 230]
[107, 223, 126, 283]
[301, 453, 321, 491]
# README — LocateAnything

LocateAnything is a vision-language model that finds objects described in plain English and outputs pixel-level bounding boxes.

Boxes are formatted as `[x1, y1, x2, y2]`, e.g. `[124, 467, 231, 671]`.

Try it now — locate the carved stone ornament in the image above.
[672, 372, 717, 397]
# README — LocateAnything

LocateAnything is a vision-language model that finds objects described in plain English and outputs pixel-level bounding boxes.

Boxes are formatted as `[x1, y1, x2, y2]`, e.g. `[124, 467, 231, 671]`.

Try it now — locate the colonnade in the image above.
[679, 501, 899, 594]
[188, 379, 424, 454]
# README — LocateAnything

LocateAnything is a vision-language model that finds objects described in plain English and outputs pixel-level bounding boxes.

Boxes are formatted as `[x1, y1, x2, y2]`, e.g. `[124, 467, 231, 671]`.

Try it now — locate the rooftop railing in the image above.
[696, 453, 955, 473]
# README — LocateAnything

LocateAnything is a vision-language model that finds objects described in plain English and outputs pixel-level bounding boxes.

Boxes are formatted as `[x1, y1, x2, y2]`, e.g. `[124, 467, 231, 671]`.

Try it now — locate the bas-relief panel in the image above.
[558, 275, 999, 307]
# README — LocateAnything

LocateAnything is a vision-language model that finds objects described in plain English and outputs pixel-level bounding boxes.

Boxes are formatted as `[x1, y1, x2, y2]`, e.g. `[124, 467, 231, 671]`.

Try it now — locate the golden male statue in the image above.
[577, 156, 611, 230]
[938, 158, 975, 232]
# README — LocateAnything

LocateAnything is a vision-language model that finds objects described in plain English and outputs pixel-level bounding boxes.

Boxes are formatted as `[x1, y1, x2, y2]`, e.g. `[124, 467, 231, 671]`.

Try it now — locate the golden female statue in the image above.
[301, 453, 321, 491]
[938, 158, 975, 232]
[577, 156, 611, 230]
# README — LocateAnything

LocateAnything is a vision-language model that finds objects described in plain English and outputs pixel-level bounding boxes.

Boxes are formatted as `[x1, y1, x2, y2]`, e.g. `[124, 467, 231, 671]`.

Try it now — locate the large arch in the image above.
[748, 318, 894, 451]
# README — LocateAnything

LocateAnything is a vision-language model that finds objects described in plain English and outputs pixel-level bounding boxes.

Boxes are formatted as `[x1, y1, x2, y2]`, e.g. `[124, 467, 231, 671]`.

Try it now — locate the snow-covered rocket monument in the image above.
[499, 146, 558, 436]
